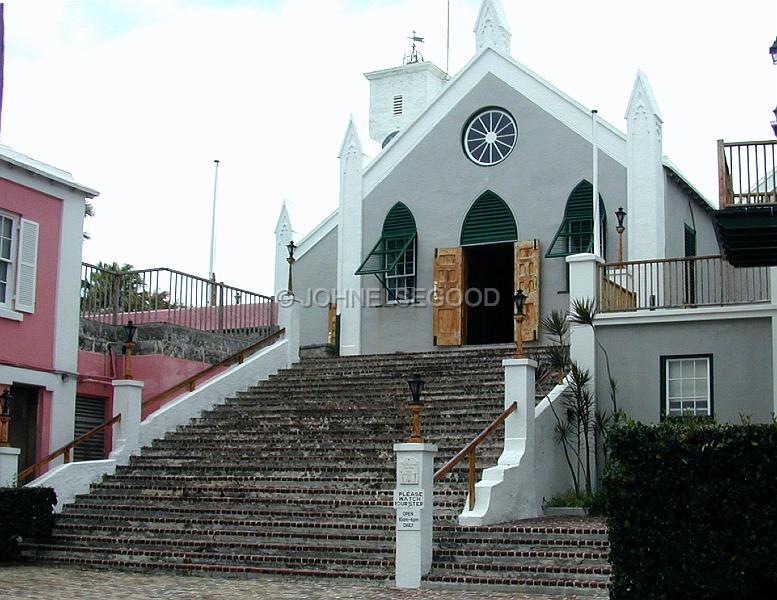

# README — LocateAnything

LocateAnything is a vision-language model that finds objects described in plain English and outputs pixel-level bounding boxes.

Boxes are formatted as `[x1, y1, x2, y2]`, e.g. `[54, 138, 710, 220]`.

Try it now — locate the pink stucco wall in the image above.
[0, 178, 62, 370]
[76, 350, 212, 421]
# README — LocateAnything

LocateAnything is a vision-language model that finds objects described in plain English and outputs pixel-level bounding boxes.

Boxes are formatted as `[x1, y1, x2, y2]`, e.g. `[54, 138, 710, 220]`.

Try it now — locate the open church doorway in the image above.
[432, 191, 540, 348]
[463, 243, 514, 345]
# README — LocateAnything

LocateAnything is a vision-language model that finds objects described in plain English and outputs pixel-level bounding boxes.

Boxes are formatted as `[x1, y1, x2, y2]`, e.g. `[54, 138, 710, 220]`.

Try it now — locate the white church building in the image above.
[275, 0, 776, 426]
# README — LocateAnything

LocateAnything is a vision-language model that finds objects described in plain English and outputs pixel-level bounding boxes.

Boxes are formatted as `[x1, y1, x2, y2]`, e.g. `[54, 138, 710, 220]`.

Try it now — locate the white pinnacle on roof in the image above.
[475, 0, 512, 57]
[274, 199, 292, 236]
[625, 70, 662, 123]
[338, 115, 363, 160]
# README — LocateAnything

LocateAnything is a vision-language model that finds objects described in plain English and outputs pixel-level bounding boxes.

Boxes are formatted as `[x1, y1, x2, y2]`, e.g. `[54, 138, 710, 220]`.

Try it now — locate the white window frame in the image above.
[384, 237, 416, 304]
[663, 355, 712, 418]
[0, 210, 19, 311]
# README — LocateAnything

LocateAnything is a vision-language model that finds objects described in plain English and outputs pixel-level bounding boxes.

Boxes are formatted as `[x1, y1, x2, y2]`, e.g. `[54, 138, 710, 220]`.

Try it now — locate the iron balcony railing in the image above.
[80, 263, 277, 336]
[599, 255, 770, 312]
[718, 139, 777, 207]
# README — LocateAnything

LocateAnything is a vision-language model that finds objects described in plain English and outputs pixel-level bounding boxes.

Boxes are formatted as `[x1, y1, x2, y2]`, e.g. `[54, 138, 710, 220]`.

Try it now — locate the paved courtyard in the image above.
[4, 565, 608, 599]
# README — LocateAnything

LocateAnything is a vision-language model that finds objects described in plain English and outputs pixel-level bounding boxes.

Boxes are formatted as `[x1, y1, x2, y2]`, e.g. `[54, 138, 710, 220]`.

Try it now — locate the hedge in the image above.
[603, 420, 777, 599]
[0, 487, 57, 561]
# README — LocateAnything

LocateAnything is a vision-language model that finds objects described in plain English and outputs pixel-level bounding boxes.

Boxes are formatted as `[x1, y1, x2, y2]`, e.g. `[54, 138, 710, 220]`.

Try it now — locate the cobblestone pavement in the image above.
[4, 565, 609, 600]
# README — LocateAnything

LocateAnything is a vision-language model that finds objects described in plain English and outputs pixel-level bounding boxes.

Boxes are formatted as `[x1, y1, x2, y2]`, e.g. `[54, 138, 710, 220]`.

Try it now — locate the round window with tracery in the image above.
[463, 107, 518, 166]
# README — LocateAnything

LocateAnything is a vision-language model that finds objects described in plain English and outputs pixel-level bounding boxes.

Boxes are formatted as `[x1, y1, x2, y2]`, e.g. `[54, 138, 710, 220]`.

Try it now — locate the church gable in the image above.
[363, 47, 626, 198]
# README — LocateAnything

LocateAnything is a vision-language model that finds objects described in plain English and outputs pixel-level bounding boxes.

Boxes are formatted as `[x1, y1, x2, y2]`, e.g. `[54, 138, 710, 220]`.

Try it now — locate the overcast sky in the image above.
[3, 0, 775, 295]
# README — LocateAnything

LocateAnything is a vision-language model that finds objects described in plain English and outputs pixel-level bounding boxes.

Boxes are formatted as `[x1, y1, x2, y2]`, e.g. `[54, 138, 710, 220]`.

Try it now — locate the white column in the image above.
[566, 253, 602, 386]
[394, 441, 437, 589]
[500, 357, 536, 465]
[278, 296, 302, 366]
[567, 253, 601, 490]
[336, 118, 364, 356]
[0, 447, 20, 487]
[770, 267, 777, 415]
[109, 379, 144, 462]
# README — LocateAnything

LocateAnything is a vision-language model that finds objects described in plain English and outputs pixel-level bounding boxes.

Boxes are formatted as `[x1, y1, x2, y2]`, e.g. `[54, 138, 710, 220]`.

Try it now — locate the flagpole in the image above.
[446, 0, 451, 75]
[208, 159, 220, 282]
[591, 110, 600, 257]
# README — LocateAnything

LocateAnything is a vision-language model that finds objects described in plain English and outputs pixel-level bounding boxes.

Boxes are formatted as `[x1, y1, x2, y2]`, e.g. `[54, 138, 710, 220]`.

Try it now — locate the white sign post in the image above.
[393, 441, 437, 589]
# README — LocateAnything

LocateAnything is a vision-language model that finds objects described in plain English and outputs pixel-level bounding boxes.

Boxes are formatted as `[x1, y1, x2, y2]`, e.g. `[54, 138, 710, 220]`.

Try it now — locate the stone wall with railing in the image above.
[79, 318, 280, 364]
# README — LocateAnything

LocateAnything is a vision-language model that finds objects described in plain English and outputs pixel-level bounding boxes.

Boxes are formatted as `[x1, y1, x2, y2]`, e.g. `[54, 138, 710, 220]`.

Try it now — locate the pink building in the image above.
[0, 145, 97, 476]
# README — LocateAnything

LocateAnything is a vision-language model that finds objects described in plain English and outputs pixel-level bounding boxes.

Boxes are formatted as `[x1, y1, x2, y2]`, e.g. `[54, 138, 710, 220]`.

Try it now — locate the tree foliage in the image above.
[81, 262, 176, 313]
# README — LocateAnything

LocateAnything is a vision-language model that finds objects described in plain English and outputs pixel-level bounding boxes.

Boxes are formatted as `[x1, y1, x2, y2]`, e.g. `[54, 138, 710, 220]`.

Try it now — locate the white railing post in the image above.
[458, 357, 540, 525]
[278, 294, 302, 366]
[0, 447, 20, 487]
[109, 379, 144, 463]
[394, 441, 437, 589]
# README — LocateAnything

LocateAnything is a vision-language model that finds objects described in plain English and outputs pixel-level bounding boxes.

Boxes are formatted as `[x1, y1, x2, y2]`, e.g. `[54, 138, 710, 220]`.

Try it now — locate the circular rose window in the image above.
[463, 107, 518, 166]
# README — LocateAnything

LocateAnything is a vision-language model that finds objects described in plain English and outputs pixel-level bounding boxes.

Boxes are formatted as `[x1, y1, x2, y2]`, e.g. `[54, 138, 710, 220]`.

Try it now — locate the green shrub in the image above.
[545, 489, 588, 507]
[604, 420, 777, 599]
[0, 487, 57, 561]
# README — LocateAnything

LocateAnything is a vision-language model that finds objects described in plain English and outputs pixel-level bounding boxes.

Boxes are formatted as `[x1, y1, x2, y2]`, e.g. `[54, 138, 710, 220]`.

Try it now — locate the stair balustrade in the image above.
[18, 329, 285, 485]
[433, 401, 517, 510]
[16, 415, 121, 485]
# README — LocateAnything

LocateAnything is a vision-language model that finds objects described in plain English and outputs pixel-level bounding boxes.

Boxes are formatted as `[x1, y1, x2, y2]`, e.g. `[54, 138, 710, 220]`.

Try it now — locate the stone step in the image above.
[424, 570, 609, 590]
[24, 346, 599, 592]
[25, 547, 392, 579]
[52, 522, 398, 545]
[39, 533, 396, 556]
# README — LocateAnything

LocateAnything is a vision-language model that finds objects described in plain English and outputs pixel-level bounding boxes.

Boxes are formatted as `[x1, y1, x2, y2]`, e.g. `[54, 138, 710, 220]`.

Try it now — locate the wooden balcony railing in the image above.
[599, 256, 770, 312]
[434, 402, 517, 510]
[718, 139, 777, 208]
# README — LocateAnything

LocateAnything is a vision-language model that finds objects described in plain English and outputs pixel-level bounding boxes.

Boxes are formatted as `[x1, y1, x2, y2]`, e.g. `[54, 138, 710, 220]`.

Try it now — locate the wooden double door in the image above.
[433, 240, 539, 347]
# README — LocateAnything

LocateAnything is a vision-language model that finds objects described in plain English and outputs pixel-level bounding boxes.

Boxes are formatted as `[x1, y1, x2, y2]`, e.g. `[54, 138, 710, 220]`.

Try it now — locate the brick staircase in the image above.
[24, 347, 609, 592]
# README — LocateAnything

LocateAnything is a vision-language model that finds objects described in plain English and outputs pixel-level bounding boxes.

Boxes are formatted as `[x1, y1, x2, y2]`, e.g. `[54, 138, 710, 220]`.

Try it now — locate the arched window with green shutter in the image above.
[460, 191, 517, 246]
[355, 202, 417, 302]
[546, 180, 607, 258]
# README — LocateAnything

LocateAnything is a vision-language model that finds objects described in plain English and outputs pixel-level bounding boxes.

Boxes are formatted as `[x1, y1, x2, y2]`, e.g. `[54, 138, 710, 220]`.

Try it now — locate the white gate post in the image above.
[0, 447, 20, 487]
[394, 441, 437, 589]
[109, 379, 144, 463]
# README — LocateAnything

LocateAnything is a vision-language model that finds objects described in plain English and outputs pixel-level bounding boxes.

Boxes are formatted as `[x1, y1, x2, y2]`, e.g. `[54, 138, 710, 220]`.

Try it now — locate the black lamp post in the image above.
[615, 206, 627, 262]
[770, 37, 777, 65]
[122, 320, 137, 379]
[286, 240, 297, 295]
[513, 289, 527, 358]
[406, 373, 426, 442]
[772, 106, 777, 138]
[0, 388, 13, 447]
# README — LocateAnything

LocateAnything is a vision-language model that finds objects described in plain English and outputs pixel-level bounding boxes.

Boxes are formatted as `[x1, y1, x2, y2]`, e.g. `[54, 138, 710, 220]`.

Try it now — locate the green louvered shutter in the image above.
[460, 191, 517, 246]
[355, 202, 417, 275]
[546, 181, 607, 258]
[382, 203, 416, 237]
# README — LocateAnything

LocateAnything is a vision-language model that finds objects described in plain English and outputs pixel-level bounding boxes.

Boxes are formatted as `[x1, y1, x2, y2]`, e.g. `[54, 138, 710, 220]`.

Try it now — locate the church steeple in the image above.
[475, 0, 511, 57]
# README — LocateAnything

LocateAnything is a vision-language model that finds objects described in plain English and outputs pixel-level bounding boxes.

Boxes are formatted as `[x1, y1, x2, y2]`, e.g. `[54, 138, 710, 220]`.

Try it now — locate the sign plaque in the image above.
[396, 508, 421, 531]
[398, 456, 420, 485]
[394, 489, 425, 508]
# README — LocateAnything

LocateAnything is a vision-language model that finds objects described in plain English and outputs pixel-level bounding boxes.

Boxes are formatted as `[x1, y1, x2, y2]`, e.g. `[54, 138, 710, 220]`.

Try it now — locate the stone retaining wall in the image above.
[80, 318, 279, 364]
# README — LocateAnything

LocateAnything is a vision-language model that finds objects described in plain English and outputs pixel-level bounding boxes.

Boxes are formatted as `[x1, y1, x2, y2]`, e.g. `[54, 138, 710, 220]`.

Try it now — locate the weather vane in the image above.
[403, 30, 425, 65]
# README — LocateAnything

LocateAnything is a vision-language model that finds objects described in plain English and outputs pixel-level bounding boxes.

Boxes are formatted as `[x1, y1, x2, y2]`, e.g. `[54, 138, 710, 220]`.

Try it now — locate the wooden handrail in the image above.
[434, 401, 517, 510]
[17, 413, 122, 484]
[141, 327, 285, 408]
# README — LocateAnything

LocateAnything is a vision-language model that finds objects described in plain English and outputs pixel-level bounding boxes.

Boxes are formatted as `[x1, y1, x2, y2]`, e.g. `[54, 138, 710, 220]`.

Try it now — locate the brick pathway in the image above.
[5, 565, 609, 599]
